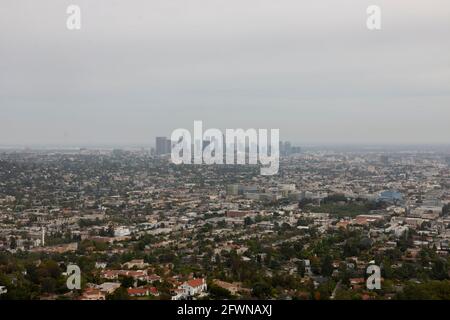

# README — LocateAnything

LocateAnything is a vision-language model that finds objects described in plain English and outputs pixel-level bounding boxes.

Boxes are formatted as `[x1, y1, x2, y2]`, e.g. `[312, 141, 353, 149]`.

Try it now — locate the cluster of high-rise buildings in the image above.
[154, 136, 301, 156]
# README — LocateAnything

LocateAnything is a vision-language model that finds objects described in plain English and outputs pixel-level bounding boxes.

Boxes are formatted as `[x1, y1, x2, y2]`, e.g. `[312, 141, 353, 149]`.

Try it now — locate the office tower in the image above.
[380, 155, 389, 165]
[285, 141, 292, 156]
[156, 137, 171, 155]
[280, 141, 299, 156]
[292, 146, 301, 154]
[165, 138, 171, 155]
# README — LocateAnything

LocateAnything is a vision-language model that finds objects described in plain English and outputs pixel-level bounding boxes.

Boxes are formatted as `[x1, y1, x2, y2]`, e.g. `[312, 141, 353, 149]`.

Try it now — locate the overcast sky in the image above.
[1, 0, 450, 146]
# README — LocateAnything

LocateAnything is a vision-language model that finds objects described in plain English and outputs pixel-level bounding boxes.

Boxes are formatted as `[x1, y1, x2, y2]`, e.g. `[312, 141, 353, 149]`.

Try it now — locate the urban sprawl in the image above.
[1, 142, 450, 300]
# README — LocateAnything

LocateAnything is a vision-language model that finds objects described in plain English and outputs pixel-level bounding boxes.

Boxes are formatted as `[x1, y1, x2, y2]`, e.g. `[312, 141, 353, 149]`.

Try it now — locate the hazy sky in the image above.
[1, 0, 450, 146]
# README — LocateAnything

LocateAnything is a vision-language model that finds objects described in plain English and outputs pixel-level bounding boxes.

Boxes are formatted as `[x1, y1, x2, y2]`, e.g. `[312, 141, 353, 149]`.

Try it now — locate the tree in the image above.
[310, 257, 321, 275]
[107, 287, 130, 300]
[41, 277, 57, 293]
[323, 194, 347, 203]
[398, 231, 413, 252]
[9, 237, 17, 250]
[208, 284, 232, 299]
[252, 282, 273, 299]
[321, 255, 334, 277]
[442, 204, 450, 216]
[297, 261, 306, 277]
[431, 259, 449, 280]
[343, 239, 359, 257]
[398, 281, 450, 300]
[244, 217, 253, 226]
[119, 276, 134, 288]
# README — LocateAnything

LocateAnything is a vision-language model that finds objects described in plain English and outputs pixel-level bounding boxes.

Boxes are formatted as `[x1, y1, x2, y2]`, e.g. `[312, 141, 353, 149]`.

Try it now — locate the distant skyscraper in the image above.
[156, 137, 171, 155]
[280, 141, 301, 156]
[380, 155, 389, 165]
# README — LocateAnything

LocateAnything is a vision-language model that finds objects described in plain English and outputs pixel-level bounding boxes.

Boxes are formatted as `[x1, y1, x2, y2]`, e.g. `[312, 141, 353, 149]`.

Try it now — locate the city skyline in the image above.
[3, 0, 450, 309]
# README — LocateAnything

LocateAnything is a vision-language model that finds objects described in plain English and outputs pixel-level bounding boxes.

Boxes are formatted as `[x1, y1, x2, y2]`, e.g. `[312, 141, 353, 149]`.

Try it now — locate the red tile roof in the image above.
[186, 278, 204, 288]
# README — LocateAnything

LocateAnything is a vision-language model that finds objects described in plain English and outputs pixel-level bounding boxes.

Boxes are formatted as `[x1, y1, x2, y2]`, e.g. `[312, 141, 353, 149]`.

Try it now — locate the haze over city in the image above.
[3, 0, 450, 309]
[1, 0, 450, 146]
